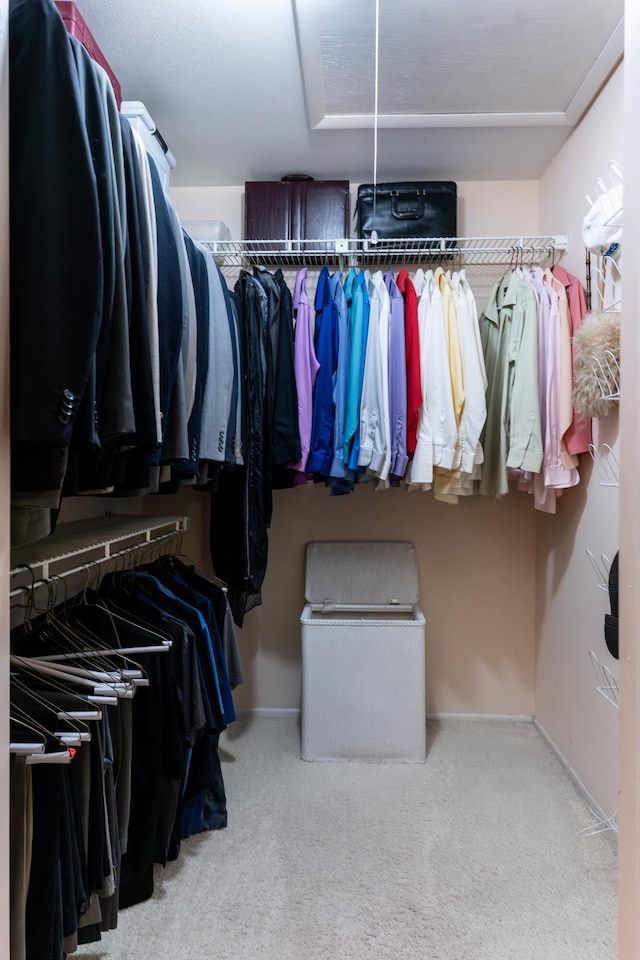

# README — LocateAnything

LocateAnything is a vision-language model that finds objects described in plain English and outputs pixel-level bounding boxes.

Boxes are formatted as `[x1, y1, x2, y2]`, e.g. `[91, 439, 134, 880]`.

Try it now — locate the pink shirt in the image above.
[551, 264, 592, 455]
[544, 269, 578, 472]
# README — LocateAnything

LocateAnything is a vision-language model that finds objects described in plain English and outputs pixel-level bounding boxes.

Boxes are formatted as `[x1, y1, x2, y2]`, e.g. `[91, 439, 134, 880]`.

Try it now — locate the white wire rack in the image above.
[590, 254, 622, 313]
[587, 252, 621, 404]
[576, 651, 620, 837]
[577, 806, 619, 837]
[590, 348, 620, 402]
[577, 164, 621, 839]
[588, 649, 620, 710]
[588, 443, 620, 487]
[585, 548, 612, 591]
[201, 235, 568, 269]
[9, 515, 189, 627]
[10, 514, 188, 584]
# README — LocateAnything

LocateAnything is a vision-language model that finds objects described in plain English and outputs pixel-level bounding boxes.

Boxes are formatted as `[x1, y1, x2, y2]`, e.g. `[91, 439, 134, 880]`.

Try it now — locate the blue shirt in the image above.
[308, 267, 339, 476]
[329, 272, 350, 477]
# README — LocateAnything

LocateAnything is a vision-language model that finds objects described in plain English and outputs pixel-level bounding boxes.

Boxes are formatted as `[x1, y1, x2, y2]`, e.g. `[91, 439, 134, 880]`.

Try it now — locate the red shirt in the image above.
[397, 269, 422, 455]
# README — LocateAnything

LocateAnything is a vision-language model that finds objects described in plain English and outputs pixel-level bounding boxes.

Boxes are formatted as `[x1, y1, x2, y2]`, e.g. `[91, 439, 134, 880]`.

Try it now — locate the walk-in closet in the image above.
[2, 1, 640, 958]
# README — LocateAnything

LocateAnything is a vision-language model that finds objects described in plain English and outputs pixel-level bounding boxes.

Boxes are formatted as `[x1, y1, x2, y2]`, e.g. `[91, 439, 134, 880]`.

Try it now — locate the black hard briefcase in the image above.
[244, 175, 350, 243]
[356, 181, 457, 240]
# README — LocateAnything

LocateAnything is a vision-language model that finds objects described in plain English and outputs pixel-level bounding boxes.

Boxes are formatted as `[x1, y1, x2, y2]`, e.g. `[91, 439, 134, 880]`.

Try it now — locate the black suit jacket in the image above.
[10, 0, 103, 498]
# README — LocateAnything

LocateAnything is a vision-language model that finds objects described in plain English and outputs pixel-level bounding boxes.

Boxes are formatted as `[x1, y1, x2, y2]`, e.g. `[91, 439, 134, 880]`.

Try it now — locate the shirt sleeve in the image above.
[506, 293, 543, 473]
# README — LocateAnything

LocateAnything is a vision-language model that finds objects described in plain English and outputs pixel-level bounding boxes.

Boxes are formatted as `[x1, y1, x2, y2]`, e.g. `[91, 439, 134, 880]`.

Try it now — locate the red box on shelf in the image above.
[55, 1, 122, 108]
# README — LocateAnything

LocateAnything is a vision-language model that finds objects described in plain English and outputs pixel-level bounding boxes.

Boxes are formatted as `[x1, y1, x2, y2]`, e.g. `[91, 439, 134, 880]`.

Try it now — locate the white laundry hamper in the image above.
[300, 542, 426, 762]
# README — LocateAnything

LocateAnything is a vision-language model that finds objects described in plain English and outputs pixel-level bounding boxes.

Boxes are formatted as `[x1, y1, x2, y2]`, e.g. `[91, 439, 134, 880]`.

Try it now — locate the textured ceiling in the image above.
[70, 0, 623, 187]
[318, 0, 622, 116]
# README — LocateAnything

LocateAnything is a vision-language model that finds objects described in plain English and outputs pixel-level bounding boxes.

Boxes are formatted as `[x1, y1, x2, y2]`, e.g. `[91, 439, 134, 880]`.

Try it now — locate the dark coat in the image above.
[107, 115, 160, 496]
[119, 117, 158, 451]
[173, 234, 210, 481]
[10, 0, 103, 499]
[217, 265, 242, 467]
[68, 36, 134, 443]
[147, 156, 183, 457]
[271, 268, 301, 488]
[210, 271, 269, 625]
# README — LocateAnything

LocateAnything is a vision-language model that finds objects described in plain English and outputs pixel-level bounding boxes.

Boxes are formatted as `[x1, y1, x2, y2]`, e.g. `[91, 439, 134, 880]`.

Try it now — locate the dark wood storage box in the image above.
[244, 179, 350, 242]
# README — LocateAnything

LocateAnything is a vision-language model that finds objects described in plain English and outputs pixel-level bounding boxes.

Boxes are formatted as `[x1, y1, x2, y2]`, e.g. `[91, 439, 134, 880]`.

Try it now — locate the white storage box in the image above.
[300, 542, 426, 763]
[181, 220, 232, 242]
[121, 101, 176, 191]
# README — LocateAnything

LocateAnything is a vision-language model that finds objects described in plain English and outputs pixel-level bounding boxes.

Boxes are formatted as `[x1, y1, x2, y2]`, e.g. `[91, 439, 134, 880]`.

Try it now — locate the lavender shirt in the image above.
[288, 268, 319, 473]
[385, 271, 408, 479]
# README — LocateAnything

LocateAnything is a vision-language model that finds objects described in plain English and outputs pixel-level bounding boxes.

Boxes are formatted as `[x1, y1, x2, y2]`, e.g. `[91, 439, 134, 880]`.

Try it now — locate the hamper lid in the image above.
[305, 542, 418, 606]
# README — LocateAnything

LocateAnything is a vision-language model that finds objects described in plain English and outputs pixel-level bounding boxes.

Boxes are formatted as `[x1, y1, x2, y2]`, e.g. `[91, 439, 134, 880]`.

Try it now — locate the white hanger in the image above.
[10, 653, 132, 697]
[10, 686, 89, 746]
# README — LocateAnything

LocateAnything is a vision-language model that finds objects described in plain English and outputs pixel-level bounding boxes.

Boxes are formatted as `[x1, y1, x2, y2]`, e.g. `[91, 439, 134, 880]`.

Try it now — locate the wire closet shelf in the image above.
[9, 514, 189, 599]
[202, 235, 568, 269]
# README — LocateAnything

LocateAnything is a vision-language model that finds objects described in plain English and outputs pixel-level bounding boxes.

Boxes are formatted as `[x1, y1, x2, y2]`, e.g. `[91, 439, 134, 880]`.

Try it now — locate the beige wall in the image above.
[169, 180, 542, 717]
[172, 179, 540, 241]
[235, 486, 537, 716]
[537, 65, 623, 816]
[150, 485, 537, 717]
[0, 0, 9, 952]
[619, 6, 640, 954]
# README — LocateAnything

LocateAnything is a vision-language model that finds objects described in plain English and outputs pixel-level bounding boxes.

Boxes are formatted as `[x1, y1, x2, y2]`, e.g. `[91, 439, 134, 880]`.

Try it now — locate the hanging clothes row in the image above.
[9, 0, 292, 623]
[10, 0, 247, 527]
[479, 263, 590, 512]
[9, 554, 241, 960]
[286, 265, 487, 501]
[282, 262, 590, 513]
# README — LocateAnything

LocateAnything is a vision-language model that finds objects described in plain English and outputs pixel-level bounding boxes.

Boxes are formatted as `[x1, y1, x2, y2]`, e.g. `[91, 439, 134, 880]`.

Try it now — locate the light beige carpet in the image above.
[76, 717, 617, 960]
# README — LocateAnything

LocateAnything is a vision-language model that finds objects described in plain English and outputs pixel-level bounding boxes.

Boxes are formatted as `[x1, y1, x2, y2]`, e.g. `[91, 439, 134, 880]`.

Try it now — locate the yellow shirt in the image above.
[433, 269, 465, 502]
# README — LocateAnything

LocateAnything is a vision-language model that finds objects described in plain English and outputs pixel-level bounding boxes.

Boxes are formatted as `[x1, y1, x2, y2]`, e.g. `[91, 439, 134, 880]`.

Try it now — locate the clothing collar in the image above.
[396, 267, 409, 293]
[483, 278, 502, 326]
[315, 266, 330, 312]
[499, 270, 529, 309]
[550, 263, 571, 287]
[343, 267, 357, 302]
[293, 267, 308, 305]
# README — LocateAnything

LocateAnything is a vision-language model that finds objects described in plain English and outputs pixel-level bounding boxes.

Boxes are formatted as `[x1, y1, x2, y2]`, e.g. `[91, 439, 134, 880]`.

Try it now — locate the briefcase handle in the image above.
[390, 190, 426, 221]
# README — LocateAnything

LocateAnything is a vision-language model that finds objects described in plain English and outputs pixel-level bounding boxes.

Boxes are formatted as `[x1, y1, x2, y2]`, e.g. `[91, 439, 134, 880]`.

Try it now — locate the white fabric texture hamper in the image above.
[301, 542, 426, 762]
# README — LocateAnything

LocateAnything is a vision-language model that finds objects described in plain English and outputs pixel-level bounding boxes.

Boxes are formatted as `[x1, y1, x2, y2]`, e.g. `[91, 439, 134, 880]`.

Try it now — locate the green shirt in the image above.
[479, 272, 542, 497]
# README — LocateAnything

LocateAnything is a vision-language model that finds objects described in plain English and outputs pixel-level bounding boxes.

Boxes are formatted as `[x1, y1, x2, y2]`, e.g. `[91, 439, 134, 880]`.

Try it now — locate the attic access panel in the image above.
[293, 0, 624, 129]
